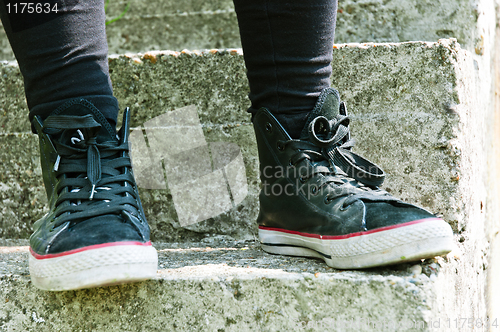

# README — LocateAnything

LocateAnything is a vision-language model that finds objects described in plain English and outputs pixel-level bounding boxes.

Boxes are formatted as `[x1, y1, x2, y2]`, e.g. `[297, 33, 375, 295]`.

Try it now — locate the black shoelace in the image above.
[42, 114, 142, 228]
[281, 103, 397, 206]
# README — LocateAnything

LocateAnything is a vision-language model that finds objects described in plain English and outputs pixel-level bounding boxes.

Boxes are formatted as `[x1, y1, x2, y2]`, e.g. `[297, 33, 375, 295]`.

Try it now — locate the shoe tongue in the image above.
[299, 88, 341, 140]
[51, 99, 117, 144]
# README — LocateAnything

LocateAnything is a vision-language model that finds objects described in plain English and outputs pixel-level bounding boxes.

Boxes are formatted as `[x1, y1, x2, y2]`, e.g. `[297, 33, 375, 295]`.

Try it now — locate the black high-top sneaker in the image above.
[29, 99, 157, 291]
[253, 88, 453, 269]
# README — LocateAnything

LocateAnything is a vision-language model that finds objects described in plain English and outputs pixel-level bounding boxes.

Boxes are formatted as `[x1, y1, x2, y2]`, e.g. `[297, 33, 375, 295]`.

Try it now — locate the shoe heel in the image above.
[261, 243, 324, 259]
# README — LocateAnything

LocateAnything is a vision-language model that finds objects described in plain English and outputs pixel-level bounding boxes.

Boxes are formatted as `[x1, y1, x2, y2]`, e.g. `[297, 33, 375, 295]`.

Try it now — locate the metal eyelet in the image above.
[324, 196, 332, 205]
[265, 122, 273, 133]
[277, 141, 284, 151]
[299, 176, 306, 183]
[288, 159, 294, 167]
[339, 195, 354, 211]
[310, 185, 318, 195]
[339, 203, 350, 211]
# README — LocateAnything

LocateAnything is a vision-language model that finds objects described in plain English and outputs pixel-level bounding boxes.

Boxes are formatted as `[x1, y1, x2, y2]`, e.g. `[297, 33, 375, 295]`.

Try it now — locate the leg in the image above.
[233, 0, 336, 139]
[0, 0, 118, 125]
[0, 0, 157, 290]
[234, 0, 453, 268]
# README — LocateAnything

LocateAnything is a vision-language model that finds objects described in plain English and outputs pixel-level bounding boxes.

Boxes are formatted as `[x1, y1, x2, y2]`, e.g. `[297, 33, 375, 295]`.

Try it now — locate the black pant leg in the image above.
[233, 0, 337, 138]
[0, 0, 118, 126]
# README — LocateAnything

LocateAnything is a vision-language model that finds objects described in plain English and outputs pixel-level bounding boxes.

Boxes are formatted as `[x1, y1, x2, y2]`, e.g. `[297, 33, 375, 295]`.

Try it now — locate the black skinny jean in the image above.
[0, 0, 337, 138]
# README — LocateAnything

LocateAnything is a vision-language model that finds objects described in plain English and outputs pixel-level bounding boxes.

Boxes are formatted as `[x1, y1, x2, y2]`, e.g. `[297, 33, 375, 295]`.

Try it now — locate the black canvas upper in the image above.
[253, 88, 436, 235]
[30, 99, 150, 255]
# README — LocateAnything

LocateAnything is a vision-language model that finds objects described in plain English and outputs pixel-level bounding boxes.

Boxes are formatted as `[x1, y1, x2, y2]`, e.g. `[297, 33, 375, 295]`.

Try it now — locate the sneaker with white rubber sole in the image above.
[29, 99, 157, 291]
[253, 88, 453, 269]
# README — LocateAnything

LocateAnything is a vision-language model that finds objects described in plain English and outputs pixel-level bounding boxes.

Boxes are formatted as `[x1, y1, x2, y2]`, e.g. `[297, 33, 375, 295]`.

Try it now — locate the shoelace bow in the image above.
[280, 104, 396, 205]
[43, 114, 141, 226]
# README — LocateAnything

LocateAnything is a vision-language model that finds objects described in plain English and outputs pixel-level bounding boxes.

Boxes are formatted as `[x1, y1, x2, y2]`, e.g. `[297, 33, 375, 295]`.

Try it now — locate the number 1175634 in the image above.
[6, 2, 58, 14]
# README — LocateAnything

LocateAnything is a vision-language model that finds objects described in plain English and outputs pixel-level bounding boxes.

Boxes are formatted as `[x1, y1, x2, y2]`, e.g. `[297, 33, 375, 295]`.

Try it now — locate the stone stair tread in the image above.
[0, 238, 436, 282]
[0, 238, 448, 332]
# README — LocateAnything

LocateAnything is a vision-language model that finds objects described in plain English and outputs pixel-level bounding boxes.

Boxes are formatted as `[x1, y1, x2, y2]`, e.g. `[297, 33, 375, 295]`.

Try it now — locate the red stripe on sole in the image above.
[259, 218, 442, 240]
[30, 241, 152, 260]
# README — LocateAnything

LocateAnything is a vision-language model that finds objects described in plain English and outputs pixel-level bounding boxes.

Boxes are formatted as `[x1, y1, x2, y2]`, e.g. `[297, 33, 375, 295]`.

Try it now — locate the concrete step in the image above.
[0, 0, 482, 61]
[0, 238, 475, 331]
[0, 39, 487, 241]
[0, 39, 492, 324]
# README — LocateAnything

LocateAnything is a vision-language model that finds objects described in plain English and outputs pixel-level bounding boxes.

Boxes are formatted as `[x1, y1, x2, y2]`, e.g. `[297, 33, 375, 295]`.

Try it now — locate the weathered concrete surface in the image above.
[335, 39, 493, 323]
[0, 40, 493, 330]
[105, 12, 241, 56]
[0, 238, 470, 331]
[335, 0, 479, 48]
[0, 41, 487, 239]
[0, 37, 496, 329]
[106, 0, 479, 48]
[0, 41, 493, 324]
[0, 63, 26, 132]
[0, 0, 483, 61]
[0, 133, 45, 239]
[488, 1, 500, 320]
[0, 0, 240, 61]
[105, 0, 483, 52]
